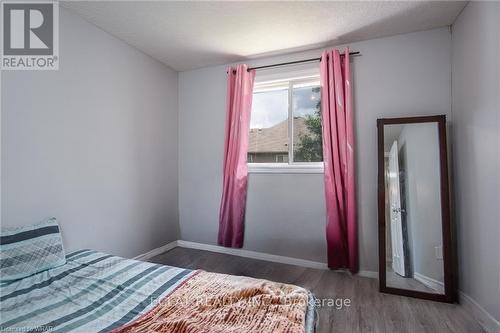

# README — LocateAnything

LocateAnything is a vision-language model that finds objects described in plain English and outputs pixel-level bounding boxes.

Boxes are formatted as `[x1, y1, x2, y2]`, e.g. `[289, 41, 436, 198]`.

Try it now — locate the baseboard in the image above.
[413, 272, 445, 293]
[459, 291, 500, 333]
[176, 240, 378, 278]
[177, 240, 330, 270]
[133, 241, 178, 261]
[133, 240, 378, 278]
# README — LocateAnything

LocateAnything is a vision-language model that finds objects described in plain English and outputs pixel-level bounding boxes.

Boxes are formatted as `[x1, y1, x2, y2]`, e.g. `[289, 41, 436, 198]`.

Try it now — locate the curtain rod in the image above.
[226, 51, 361, 73]
[247, 51, 360, 71]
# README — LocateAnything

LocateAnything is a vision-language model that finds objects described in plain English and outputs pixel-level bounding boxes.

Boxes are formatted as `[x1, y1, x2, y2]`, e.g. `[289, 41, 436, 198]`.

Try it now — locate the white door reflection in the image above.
[388, 141, 406, 277]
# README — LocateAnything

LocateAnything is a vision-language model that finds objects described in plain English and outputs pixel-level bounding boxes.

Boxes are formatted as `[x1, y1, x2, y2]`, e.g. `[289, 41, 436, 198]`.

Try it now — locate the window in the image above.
[248, 76, 323, 173]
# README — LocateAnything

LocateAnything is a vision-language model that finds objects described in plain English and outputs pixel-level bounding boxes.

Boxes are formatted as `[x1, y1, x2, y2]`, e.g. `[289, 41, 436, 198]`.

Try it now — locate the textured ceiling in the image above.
[62, 1, 466, 71]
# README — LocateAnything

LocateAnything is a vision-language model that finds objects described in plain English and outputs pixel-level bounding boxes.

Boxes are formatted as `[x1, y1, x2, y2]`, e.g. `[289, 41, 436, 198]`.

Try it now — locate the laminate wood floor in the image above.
[149, 247, 485, 333]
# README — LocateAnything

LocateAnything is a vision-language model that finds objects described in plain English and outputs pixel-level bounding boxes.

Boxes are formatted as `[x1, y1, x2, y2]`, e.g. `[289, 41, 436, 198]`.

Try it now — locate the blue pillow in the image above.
[0, 218, 66, 281]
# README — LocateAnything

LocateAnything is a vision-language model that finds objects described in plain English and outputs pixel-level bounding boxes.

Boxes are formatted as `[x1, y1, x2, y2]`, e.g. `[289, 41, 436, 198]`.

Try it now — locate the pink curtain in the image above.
[218, 64, 256, 248]
[320, 48, 358, 273]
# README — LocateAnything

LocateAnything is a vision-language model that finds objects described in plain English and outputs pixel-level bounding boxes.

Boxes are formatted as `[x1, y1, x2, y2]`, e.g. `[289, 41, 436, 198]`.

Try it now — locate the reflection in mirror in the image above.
[384, 123, 444, 294]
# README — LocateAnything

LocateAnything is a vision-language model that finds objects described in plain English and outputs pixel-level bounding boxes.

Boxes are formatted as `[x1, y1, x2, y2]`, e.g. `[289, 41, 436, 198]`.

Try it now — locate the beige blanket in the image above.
[112, 271, 310, 333]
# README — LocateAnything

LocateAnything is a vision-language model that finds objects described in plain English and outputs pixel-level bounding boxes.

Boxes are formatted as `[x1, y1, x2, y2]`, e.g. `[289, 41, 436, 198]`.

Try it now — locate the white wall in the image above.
[451, 2, 500, 322]
[1, 8, 180, 258]
[179, 27, 451, 271]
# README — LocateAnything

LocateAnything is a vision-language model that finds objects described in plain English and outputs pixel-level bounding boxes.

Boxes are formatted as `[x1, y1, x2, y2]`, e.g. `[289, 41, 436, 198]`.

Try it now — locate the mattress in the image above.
[0, 249, 316, 333]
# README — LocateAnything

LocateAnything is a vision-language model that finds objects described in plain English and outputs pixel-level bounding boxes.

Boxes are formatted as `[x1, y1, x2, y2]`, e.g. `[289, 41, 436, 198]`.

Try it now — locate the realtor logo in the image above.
[1, 1, 59, 70]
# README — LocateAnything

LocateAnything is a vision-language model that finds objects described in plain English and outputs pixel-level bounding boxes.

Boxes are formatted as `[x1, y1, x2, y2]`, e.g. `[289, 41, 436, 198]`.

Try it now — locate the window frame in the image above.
[248, 75, 324, 174]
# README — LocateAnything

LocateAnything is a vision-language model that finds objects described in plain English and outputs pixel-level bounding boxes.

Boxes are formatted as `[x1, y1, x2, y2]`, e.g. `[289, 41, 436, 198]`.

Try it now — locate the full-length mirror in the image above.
[377, 115, 455, 303]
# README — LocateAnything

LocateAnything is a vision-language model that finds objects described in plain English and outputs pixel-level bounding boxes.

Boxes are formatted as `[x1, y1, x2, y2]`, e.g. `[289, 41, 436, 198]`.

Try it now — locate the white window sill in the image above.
[248, 163, 324, 174]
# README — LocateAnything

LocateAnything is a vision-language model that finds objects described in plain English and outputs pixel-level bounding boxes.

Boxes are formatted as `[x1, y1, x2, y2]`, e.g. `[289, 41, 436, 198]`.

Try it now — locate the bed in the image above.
[0, 249, 316, 333]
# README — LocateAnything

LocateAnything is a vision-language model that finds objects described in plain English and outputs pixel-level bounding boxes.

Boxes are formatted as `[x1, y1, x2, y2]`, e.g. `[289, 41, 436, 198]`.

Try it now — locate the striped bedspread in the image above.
[0, 249, 316, 333]
[0, 249, 195, 333]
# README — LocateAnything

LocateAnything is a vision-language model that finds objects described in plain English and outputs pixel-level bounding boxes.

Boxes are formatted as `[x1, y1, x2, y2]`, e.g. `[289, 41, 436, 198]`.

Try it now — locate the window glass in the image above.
[248, 87, 289, 163]
[248, 77, 323, 165]
[292, 83, 323, 162]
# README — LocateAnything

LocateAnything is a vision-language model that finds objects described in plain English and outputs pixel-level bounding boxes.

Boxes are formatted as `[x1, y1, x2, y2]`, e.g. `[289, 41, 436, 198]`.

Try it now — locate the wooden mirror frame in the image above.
[377, 115, 457, 303]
